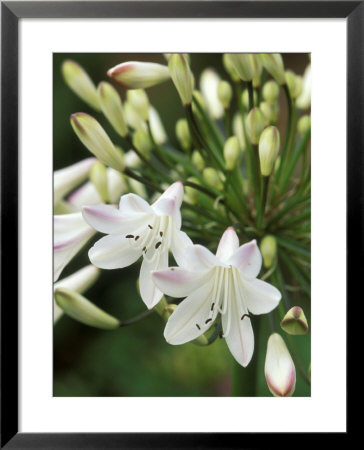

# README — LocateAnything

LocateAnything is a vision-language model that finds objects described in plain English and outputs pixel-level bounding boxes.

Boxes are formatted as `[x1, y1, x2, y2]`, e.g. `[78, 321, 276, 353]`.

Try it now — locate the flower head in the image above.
[83, 182, 192, 309]
[152, 227, 281, 367]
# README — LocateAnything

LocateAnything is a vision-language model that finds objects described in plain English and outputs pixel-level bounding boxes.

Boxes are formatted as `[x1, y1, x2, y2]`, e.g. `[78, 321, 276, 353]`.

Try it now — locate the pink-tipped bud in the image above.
[107, 61, 170, 89]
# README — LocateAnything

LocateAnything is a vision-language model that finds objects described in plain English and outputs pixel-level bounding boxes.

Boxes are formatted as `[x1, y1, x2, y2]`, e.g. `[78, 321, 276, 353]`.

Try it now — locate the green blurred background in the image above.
[53, 53, 310, 397]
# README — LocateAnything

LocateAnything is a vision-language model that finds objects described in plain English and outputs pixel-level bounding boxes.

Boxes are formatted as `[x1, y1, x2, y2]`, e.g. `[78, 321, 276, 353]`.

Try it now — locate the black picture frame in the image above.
[1, 1, 356, 447]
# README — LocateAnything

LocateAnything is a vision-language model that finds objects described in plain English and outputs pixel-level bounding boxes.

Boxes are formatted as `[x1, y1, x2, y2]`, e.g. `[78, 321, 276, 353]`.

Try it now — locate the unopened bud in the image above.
[132, 129, 152, 158]
[223, 54, 240, 82]
[218, 81, 233, 109]
[252, 56, 263, 88]
[265, 333, 296, 397]
[168, 54, 194, 105]
[259, 53, 286, 85]
[296, 64, 311, 110]
[246, 107, 266, 145]
[242, 89, 258, 110]
[185, 177, 200, 205]
[107, 61, 170, 89]
[70, 113, 125, 172]
[55, 288, 120, 330]
[298, 115, 311, 137]
[226, 53, 255, 82]
[262, 80, 280, 105]
[192, 150, 205, 171]
[285, 70, 303, 99]
[259, 126, 280, 176]
[176, 118, 191, 151]
[224, 136, 240, 170]
[62, 60, 101, 111]
[260, 235, 277, 268]
[203, 167, 224, 191]
[232, 113, 247, 151]
[200, 69, 224, 119]
[90, 161, 109, 203]
[280, 306, 309, 335]
[126, 89, 149, 121]
[260, 101, 273, 125]
[149, 106, 167, 144]
[124, 101, 146, 131]
[191, 90, 206, 119]
[97, 82, 128, 137]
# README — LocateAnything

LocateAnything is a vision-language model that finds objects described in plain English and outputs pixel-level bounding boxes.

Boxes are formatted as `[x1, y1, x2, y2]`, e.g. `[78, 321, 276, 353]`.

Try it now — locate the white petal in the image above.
[164, 279, 217, 345]
[139, 248, 169, 309]
[88, 234, 141, 269]
[83, 204, 151, 235]
[241, 277, 281, 315]
[119, 193, 153, 215]
[222, 296, 254, 367]
[227, 239, 262, 278]
[216, 227, 239, 262]
[68, 182, 102, 210]
[152, 181, 183, 228]
[181, 244, 228, 271]
[171, 228, 194, 266]
[152, 267, 213, 298]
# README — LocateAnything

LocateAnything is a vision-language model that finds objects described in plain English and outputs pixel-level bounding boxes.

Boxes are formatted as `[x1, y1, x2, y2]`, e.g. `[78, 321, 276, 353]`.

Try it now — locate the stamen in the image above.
[205, 318, 212, 324]
[142, 246, 146, 252]
[160, 231, 163, 237]
[135, 236, 140, 241]
[155, 241, 162, 249]
[196, 324, 201, 330]
[126, 235, 134, 239]
[211, 302, 215, 311]
[148, 224, 153, 229]
[241, 313, 252, 321]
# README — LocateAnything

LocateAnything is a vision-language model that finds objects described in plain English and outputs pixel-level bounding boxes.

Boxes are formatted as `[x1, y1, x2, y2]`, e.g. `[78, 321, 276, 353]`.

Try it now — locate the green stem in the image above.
[257, 176, 269, 229]
[276, 84, 294, 184]
[124, 168, 162, 193]
[119, 309, 154, 327]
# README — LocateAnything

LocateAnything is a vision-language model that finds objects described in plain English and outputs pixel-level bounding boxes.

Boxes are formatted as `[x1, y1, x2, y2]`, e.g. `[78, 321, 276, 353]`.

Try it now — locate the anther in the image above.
[196, 324, 201, 330]
[126, 235, 134, 239]
[135, 236, 140, 241]
[211, 303, 215, 311]
[142, 247, 146, 252]
[205, 318, 212, 324]
[241, 313, 252, 321]
[148, 224, 153, 229]
[160, 231, 163, 237]
[155, 241, 162, 249]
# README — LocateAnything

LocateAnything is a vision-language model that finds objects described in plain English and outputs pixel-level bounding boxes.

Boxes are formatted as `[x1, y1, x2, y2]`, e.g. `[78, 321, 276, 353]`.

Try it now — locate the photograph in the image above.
[53, 52, 311, 398]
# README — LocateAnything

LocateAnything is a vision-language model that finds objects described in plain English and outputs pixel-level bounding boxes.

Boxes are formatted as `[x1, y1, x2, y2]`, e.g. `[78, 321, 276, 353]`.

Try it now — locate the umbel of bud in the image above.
[285, 70, 303, 100]
[218, 81, 233, 109]
[192, 150, 205, 171]
[132, 129, 152, 158]
[260, 235, 277, 268]
[127, 89, 149, 121]
[90, 161, 109, 203]
[298, 115, 311, 137]
[97, 82, 128, 137]
[262, 80, 280, 105]
[222, 54, 240, 82]
[259, 53, 286, 85]
[168, 54, 194, 105]
[246, 107, 266, 145]
[107, 61, 170, 89]
[226, 53, 255, 82]
[203, 167, 224, 191]
[71, 113, 125, 172]
[224, 136, 240, 171]
[280, 306, 309, 335]
[55, 288, 120, 330]
[62, 60, 101, 111]
[176, 118, 191, 151]
[259, 126, 280, 176]
[265, 333, 296, 397]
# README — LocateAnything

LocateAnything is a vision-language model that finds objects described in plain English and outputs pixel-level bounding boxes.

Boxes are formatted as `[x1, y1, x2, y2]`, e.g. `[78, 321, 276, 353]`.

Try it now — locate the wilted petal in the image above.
[228, 240, 262, 278]
[241, 277, 281, 315]
[216, 227, 239, 262]
[89, 234, 141, 269]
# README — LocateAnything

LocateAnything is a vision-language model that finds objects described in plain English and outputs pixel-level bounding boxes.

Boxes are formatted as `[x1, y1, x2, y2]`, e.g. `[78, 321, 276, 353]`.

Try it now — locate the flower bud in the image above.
[161, 304, 177, 322]
[296, 64, 311, 110]
[192, 150, 205, 171]
[218, 81, 233, 109]
[226, 53, 255, 81]
[224, 136, 241, 171]
[125, 149, 142, 169]
[70, 113, 125, 172]
[285, 70, 303, 99]
[203, 167, 224, 191]
[265, 333, 296, 397]
[246, 107, 266, 145]
[176, 118, 191, 151]
[260, 235, 277, 268]
[132, 129, 152, 158]
[126, 89, 149, 121]
[185, 177, 200, 205]
[90, 161, 109, 203]
[258, 126, 280, 176]
[259, 101, 273, 125]
[61, 60, 101, 111]
[280, 306, 309, 335]
[223, 54, 240, 82]
[97, 82, 128, 137]
[55, 288, 120, 330]
[124, 101, 146, 132]
[191, 90, 206, 119]
[232, 113, 247, 151]
[200, 68, 224, 119]
[168, 54, 194, 105]
[149, 106, 167, 144]
[242, 89, 258, 110]
[262, 80, 280, 104]
[107, 61, 170, 89]
[252, 56, 263, 88]
[297, 115, 311, 137]
[259, 53, 286, 85]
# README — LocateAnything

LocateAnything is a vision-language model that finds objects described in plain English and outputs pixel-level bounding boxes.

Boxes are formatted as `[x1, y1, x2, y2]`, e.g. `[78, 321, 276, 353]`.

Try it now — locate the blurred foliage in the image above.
[54, 53, 310, 397]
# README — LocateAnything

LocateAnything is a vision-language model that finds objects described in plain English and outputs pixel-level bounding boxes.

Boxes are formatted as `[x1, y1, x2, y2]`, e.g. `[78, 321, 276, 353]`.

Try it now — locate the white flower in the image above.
[265, 333, 296, 396]
[82, 182, 191, 309]
[152, 227, 281, 367]
[54, 212, 96, 282]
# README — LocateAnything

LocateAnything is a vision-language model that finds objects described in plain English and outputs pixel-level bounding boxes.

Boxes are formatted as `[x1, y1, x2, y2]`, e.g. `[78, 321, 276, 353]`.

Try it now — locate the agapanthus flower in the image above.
[83, 181, 191, 309]
[152, 227, 281, 367]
